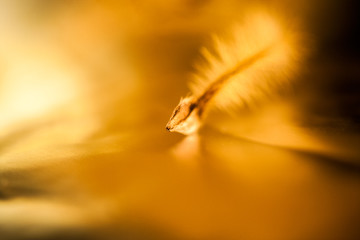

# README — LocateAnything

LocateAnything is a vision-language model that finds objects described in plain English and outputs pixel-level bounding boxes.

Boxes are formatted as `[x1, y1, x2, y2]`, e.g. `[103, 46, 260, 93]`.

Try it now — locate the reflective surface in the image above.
[0, 1, 359, 240]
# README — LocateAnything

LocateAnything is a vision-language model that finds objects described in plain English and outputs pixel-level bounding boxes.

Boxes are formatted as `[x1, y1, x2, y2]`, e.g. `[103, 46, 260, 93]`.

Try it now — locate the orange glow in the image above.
[0, 1, 359, 240]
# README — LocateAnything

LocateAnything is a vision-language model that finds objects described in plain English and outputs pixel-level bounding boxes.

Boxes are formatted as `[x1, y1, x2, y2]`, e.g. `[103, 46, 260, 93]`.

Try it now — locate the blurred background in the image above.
[0, 0, 359, 239]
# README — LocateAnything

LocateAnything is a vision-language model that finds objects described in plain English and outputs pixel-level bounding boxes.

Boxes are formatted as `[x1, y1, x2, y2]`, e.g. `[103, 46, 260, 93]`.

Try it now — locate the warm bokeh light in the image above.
[0, 1, 359, 240]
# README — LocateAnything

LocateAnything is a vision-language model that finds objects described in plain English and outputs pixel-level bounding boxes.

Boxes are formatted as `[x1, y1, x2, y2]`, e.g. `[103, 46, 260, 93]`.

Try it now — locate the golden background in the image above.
[0, 1, 359, 239]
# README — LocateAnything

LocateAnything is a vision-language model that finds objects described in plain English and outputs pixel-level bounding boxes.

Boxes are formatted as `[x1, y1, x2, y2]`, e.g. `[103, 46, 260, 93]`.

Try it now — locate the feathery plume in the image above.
[166, 12, 306, 135]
